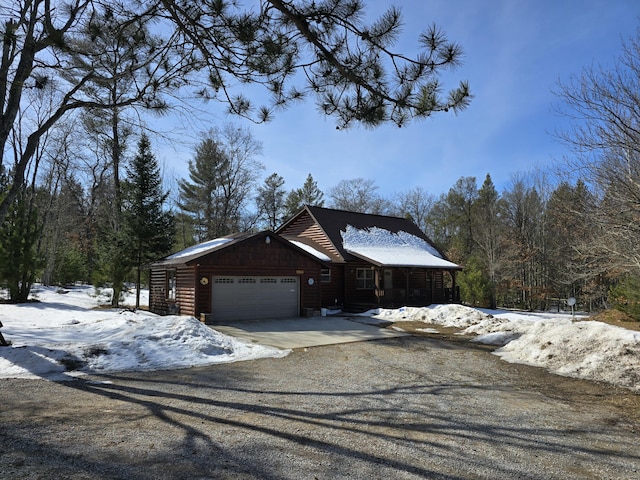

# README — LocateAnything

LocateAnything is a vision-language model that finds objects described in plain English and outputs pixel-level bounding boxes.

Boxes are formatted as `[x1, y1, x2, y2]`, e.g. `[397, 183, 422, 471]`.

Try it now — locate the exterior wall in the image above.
[149, 233, 324, 319]
[176, 267, 197, 316]
[319, 265, 345, 309]
[149, 266, 195, 316]
[279, 210, 341, 260]
[149, 268, 169, 315]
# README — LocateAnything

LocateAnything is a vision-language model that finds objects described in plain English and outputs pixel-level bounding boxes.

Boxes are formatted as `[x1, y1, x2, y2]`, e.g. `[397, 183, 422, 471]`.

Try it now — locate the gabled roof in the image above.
[149, 230, 328, 268]
[277, 205, 460, 269]
[149, 231, 255, 267]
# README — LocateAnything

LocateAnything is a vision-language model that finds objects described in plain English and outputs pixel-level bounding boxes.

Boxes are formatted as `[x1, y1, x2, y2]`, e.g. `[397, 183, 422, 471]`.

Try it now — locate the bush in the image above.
[608, 275, 640, 321]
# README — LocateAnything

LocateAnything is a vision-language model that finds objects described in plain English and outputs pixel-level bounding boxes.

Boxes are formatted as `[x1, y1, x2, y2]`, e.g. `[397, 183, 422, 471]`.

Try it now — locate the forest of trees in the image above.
[0, 1, 638, 318]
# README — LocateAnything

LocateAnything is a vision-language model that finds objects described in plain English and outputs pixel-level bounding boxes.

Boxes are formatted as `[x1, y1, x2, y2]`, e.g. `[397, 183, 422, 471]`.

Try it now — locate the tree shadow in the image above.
[3, 336, 640, 478]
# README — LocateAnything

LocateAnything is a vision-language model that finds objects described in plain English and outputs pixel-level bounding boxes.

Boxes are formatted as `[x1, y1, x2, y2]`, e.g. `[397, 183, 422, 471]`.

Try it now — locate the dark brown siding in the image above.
[320, 265, 345, 308]
[175, 266, 196, 316]
[279, 210, 341, 260]
[149, 268, 169, 315]
[150, 233, 324, 319]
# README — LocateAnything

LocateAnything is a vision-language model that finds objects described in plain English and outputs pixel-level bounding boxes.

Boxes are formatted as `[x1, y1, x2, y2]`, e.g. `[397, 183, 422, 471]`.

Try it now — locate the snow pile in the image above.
[0, 285, 287, 381]
[376, 304, 494, 328]
[374, 305, 640, 392]
[341, 225, 459, 268]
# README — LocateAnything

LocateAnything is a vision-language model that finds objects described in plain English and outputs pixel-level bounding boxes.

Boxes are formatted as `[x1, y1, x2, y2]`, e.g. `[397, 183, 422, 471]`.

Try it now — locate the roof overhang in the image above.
[345, 247, 461, 269]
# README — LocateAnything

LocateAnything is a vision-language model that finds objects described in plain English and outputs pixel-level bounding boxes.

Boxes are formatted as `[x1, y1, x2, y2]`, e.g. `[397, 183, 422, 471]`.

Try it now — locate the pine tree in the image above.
[256, 173, 287, 230]
[178, 125, 263, 241]
[0, 188, 42, 302]
[284, 174, 325, 218]
[123, 134, 175, 309]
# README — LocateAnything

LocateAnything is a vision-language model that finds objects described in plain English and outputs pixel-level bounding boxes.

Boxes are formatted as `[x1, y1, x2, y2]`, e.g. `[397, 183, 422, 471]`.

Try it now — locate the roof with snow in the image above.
[149, 230, 330, 267]
[342, 225, 460, 269]
[150, 231, 253, 266]
[277, 205, 460, 269]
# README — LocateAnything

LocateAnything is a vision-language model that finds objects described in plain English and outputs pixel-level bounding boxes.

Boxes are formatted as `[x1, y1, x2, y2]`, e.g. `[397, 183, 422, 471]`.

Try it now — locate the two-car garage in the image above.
[211, 276, 300, 322]
[148, 231, 324, 322]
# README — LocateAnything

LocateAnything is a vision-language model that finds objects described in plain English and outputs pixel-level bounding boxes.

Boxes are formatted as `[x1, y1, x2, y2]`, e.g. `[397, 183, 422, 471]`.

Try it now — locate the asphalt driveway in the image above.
[212, 316, 407, 349]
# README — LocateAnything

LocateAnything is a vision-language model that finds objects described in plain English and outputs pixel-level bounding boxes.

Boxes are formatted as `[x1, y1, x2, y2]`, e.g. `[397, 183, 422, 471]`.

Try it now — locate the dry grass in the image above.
[587, 309, 640, 331]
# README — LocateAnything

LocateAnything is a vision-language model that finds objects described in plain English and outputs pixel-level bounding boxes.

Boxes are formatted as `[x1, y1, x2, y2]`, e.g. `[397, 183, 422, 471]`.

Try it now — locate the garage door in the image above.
[211, 276, 299, 322]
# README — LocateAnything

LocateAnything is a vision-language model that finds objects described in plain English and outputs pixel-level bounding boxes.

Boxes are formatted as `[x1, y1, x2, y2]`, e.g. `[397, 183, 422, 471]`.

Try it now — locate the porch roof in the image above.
[342, 225, 461, 269]
[345, 246, 461, 269]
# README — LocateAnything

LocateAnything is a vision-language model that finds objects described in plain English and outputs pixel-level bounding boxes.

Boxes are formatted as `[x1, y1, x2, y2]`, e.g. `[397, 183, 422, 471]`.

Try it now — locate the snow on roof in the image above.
[166, 237, 233, 260]
[341, 225, 459, 268]
[289, 240, 331, 261]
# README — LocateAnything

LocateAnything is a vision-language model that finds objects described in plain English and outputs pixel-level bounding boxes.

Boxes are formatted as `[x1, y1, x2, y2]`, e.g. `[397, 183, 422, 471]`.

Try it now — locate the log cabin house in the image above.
[277, 206, 461, 312]
[148, 206, 461, 322]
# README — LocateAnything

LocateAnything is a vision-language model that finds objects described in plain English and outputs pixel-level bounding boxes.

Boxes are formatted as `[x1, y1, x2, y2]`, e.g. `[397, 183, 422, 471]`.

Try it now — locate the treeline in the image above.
[0, 115, 639, 317]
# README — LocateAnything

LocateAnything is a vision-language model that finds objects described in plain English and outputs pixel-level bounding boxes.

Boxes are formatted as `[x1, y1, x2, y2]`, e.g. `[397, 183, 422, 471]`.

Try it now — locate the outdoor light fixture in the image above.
[265, 236, 271, 244]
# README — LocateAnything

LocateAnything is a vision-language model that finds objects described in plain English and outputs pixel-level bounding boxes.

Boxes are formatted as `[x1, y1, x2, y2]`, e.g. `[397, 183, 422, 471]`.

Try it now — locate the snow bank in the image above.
[0, 285, 288, 381]
[375, 305, 640, 392]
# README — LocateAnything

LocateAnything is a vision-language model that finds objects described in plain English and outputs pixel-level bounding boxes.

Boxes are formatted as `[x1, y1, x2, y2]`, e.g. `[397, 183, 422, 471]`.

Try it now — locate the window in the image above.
[166, 270, 176, 301]
[321, 268, 331, 283]
[356, 268, 374, 289]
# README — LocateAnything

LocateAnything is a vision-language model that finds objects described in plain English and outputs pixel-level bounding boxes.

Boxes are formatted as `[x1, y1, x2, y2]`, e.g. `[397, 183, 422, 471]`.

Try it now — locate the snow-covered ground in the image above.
[1, 286, 638, 393]
[374, 304, 640, 393]
[0, 285, 288, 381]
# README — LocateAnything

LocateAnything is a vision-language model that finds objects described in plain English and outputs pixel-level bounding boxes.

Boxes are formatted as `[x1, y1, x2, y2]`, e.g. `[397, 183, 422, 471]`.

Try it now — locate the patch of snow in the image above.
[166, 237, 233, 260]
[289, 240, 331, 261]
[0, 285, 288, 381]
[416, 328, 440, 334]
[374, 304, 640, 392]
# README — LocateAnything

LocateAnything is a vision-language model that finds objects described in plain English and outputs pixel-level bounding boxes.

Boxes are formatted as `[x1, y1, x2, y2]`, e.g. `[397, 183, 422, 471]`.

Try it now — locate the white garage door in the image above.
[211, 276, 299, 322]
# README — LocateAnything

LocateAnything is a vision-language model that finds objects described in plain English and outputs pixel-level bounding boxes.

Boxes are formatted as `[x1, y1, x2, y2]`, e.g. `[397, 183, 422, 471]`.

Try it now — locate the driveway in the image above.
[212, 316, 407, 349]
[2, 334, 640, 479]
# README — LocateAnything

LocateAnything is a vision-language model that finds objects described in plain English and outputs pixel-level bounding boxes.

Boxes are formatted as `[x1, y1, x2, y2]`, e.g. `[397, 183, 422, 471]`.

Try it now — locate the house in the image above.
[276, 206, 461, 311]
[148, 206, 461, 322]
[148, 231, 327, 323]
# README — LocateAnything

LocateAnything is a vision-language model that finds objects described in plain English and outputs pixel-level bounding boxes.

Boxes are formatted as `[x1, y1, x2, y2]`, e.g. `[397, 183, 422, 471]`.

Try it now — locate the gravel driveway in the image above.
[2, 333, 639, 479]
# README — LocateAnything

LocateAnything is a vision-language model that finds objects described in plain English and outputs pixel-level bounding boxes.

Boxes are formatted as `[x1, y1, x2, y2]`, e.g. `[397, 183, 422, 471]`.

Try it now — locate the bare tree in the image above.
[555, 28, 640, 274]
[329, 178, 389, 214]
[392, 186, 435, 233]
[0, 0, 193, 223]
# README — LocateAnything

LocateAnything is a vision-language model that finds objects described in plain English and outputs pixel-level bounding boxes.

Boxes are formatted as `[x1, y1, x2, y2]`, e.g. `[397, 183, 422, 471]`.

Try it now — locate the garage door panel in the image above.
[212, 276, 299, 322]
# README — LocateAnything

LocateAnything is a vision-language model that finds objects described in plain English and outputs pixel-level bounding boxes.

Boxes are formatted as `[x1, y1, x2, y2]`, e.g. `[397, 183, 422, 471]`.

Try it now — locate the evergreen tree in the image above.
[284, 174, 325, 218]
[123, 134, 175, 308]
[178, 125, 263, 241]
[471, 174, 502, 308]
[0, 188, 41, 302]
[256, 173, 287, 230]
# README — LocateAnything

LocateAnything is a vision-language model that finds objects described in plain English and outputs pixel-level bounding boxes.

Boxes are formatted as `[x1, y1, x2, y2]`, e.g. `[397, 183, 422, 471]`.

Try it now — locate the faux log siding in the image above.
[149, 268, 169, 315]
[175, 267, 196, 316]
[432, 270, 445, 303]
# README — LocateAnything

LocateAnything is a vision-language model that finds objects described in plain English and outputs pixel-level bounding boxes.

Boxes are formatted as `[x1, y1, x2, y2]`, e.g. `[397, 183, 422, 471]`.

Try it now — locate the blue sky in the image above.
[158, 0, 640, 200]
